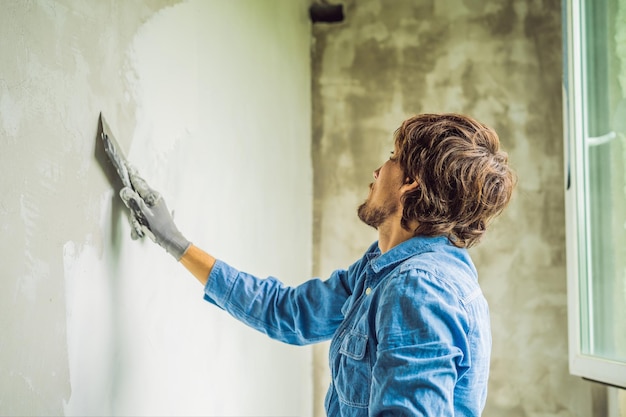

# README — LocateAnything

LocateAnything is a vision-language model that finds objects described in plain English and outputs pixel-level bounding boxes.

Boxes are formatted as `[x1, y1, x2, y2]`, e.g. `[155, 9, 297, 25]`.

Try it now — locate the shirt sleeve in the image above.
[370, 269, 471, 416]
[203, 259, 352, 345]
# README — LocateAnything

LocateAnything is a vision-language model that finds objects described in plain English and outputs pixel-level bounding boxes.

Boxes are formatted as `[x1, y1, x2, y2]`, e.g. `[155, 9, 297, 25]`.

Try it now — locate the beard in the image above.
[357, 198, 398, 229]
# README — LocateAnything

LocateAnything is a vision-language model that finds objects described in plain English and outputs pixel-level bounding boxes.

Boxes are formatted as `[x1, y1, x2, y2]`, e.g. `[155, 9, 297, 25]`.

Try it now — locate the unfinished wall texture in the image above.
[0, 1, 313, 416]
[311, 0, 611, 416]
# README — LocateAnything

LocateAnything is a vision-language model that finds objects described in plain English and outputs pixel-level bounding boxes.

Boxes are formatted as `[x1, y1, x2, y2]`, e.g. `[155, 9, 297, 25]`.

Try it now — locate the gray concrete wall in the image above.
[0, 1, 313, 415]
[310, 0, 610, 415]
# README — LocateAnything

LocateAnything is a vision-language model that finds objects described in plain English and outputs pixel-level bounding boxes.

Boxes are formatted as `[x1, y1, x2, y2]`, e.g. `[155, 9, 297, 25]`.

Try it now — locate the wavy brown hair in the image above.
[394, 113, 516, 248]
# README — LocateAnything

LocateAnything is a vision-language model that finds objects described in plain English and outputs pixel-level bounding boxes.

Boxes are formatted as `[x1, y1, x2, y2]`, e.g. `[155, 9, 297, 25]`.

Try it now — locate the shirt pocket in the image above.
[336, 330, 371, 408]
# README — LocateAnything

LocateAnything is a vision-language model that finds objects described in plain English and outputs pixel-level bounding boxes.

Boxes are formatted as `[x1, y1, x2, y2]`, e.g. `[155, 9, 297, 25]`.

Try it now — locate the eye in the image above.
[389, 150, 397, 161]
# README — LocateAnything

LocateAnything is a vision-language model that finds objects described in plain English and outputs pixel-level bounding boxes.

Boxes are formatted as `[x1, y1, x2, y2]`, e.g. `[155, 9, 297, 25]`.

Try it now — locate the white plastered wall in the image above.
[0, 1, 313, 416]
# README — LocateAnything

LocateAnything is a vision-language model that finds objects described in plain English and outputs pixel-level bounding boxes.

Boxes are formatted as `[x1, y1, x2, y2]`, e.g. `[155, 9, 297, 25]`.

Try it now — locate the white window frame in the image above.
[563, 0, 626, 389]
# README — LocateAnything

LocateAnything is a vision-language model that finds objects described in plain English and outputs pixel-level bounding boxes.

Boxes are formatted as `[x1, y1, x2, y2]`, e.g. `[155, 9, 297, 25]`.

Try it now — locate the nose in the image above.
[373, 167, 380, 179]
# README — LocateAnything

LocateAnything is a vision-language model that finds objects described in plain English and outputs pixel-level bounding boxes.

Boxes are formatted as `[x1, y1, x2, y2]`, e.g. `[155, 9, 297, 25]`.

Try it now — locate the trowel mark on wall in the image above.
[0, 90, 22, 140]
[15, 193, 49, 303]
[122, 1, 199, 188]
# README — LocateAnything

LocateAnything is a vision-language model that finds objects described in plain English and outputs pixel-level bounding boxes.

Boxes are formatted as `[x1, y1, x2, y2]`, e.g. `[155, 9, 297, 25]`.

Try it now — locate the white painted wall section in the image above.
[1, 1, 313, 416]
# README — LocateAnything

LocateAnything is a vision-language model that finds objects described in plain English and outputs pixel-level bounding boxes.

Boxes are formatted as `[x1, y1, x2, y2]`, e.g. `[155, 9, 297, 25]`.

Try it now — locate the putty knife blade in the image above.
[99, 112, 145, 239]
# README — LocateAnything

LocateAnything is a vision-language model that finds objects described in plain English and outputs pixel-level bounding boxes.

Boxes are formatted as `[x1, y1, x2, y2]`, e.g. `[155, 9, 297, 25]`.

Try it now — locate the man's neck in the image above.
[377, 217, 417, 254]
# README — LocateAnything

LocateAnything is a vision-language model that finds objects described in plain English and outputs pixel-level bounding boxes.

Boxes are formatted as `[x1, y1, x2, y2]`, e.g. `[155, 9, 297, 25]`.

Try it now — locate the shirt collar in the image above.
[368, 235, 451, 273]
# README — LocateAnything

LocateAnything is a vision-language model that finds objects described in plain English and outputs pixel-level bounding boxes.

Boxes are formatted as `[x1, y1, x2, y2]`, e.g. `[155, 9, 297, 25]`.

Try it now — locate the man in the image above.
[120, 113, 515, 416]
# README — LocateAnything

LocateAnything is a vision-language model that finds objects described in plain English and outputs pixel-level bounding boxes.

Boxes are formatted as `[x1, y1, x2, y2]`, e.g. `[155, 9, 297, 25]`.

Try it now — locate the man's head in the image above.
[365, 113, 515, 248]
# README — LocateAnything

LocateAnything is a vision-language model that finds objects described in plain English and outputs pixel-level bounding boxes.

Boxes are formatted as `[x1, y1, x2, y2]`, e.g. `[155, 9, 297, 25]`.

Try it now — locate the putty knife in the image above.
[100, 113, 145, 239]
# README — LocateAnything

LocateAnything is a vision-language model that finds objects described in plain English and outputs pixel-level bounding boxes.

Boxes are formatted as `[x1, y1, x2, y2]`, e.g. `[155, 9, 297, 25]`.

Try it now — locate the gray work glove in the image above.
[119, 166, 191, 260]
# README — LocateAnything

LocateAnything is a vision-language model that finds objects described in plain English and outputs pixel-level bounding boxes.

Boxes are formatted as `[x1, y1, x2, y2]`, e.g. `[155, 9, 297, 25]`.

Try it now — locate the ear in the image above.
[400, 177, 419, 194]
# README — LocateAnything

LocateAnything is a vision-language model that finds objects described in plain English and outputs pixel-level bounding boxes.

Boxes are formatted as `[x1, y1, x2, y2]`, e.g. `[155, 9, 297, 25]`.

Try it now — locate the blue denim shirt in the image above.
[203, 236, 491, 416]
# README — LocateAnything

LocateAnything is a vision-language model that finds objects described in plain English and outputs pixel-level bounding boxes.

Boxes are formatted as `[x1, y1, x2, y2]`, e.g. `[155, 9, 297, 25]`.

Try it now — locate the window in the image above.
[564, 0, 626, 388]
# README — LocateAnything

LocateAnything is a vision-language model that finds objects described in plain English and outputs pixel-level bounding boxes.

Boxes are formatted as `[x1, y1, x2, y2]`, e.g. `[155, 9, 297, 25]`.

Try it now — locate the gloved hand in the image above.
[119, 166, 191, 260]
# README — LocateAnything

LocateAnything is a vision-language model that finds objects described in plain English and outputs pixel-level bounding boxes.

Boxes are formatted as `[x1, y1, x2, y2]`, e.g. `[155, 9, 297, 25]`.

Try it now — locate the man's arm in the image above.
[180, 244, 216, 286]
[117, 167, 349, 344]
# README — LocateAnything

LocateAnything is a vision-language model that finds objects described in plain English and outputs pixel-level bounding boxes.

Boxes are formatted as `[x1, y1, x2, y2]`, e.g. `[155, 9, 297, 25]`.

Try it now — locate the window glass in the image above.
[579, 0, 626, 362]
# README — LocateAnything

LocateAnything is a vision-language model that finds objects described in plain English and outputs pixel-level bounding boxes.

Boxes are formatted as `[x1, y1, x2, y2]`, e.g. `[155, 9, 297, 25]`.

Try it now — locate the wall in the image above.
[310, 0, 608, 415]
[0, 1, 313, 416]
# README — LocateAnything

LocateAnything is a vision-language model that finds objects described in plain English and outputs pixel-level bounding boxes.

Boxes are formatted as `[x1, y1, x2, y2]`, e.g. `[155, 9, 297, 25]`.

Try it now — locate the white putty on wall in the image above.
[17, 193, 50, 303]
[63, 192, 116, 415]
[2, 0, 312, 416]
[66, 1, 313, 415]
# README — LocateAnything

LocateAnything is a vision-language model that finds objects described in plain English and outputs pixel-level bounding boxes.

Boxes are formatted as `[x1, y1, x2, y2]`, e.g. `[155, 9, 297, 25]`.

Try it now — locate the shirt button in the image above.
[365, 287, 372, 295]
